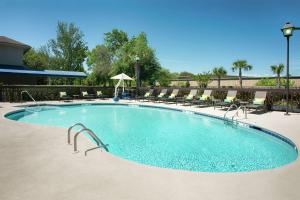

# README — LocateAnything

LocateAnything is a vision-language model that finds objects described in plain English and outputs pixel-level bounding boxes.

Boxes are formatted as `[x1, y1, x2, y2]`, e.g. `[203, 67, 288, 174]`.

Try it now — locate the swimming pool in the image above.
[5, 104, 297, 172]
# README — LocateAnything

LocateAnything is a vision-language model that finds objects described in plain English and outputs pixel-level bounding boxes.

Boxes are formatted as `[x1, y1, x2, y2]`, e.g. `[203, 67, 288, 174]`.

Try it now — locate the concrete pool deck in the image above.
[0, 99, 299, 200]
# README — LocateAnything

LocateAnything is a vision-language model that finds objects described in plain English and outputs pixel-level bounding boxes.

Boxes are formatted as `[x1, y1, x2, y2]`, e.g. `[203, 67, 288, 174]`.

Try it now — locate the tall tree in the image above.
[48, 21, 88, 72]
[104, 29, 129, 56]
[271, 64, 284, 88]
[110, 32, 161, 86]
[155, 68, 174, 86]
[232, 60, 252, 88]
[23, 46, 51, 70]
[212, 67, 227, 88]
[87, 45, 112, 86]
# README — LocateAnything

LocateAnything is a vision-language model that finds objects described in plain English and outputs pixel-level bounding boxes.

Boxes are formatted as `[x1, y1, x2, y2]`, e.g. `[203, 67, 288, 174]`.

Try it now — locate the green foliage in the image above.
[193, 71, 212, 88]
[82, 73, 98, 86]
[171, 72, 180, 78]
[232, 60, 252, 72]
[156, 68, 173, 86]
[232, 59, 252, 88]
[104, 29, 129, 56]
[48, 21, 88, 72]
[23, 46, 51, 70]
[271, 64, 284, 75]
[24, 21, 88, 85]
[23, 23, 162, 86]
[179, 71, 194, 77]
[212, 66, 227, 88]
[270, 64, 284, 88]
[256, 78, 294, 87]
[212, 67, 227, 77]
[108, 31, 161, 86]
[87, 45, 112, 86]
[185, 81, 190, 87]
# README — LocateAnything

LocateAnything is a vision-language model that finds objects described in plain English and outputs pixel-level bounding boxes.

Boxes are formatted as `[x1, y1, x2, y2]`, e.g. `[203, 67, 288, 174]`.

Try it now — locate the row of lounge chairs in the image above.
[137, 89, 267, 112]
[59, 91, 107, 101]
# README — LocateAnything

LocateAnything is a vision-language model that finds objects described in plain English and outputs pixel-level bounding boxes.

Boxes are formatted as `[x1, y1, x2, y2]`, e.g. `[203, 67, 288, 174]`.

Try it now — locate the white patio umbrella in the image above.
[111, 73, 133, 98]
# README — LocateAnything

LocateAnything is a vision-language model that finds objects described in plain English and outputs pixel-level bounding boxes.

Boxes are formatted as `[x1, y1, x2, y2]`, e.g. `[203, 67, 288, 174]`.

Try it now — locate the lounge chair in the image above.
[163, 89, 179, 103]
[96, 91, 107, 99]
[177, 89, 198, 105]
[137, 89, 154, 101]
[214, 90, 237, 109]
[82, 91, 95, 100]
[193, 90, 213, 106]
[155, 89, 168, 102]
[247, 91, 267, 111]
[59, 92, 72, 101]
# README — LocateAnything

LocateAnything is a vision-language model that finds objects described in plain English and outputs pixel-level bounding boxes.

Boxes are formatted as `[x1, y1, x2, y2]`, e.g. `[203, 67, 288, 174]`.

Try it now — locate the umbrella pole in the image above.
[115, 79, 122, 97]
[123, 80, 125, 93]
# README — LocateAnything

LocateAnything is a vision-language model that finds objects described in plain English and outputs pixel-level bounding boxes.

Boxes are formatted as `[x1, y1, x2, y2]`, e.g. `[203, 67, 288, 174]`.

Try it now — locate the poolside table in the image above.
[212, 99, 222, 109]
[73, 95, 80, 99]
[238, 101, 249, 106]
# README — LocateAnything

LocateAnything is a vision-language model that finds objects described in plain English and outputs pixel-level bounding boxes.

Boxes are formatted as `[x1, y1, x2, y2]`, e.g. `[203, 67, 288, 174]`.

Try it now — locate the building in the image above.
[0, 36, 86, 85]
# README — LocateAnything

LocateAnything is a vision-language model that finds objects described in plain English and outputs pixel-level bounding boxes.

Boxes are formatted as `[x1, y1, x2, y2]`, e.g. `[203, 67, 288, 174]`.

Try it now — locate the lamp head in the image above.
[134, 55, 140, 62]
[281, 22, 295, 37]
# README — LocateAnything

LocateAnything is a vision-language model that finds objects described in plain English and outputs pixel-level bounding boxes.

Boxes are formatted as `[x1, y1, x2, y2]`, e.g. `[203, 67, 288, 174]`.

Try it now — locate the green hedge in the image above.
[138, 87, 300, 112]
[1, 85, 300, 112]
[0, 85, 115, 102]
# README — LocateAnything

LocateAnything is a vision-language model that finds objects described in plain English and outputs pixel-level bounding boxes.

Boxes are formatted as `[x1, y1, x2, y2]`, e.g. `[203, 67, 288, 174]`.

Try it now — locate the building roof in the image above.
[0, 65, 86, 78]
[0, 36, 31, 50]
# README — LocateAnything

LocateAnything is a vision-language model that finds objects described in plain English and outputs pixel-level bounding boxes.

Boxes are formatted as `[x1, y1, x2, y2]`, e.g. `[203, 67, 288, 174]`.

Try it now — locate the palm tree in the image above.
[212, 67, 227, 88]
[193, 71, 212, 88]
[232, 60, 252, 88]
[271, 64, 284, 88]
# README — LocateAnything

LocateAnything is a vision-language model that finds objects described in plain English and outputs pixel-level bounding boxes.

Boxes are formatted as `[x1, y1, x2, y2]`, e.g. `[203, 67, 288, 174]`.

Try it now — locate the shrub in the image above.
[256, 78, 294, 87]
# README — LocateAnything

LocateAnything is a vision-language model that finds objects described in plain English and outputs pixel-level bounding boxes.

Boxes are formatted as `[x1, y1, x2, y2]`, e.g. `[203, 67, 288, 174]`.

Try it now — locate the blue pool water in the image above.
[6, 104, 297, 172]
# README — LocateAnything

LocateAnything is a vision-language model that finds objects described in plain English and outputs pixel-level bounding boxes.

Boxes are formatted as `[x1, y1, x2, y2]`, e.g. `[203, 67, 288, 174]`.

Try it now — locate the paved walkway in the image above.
[0, 100, 299, 200]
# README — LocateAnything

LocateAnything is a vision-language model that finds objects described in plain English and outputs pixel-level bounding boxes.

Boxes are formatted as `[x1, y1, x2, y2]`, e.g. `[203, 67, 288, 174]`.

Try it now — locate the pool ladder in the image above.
[231, 105, 247, 122]
[68, 123, 109, 156]
[224, 104, 247, 123]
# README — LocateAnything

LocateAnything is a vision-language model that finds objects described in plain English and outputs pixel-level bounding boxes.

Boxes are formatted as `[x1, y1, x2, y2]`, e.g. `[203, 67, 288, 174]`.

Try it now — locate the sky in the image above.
[1, 0, 300, 76]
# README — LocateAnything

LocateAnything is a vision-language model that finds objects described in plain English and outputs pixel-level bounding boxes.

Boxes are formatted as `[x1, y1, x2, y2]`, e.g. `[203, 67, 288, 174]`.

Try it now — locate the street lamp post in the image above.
[281, 22, 300, 115]
[134, 55, 140, 95]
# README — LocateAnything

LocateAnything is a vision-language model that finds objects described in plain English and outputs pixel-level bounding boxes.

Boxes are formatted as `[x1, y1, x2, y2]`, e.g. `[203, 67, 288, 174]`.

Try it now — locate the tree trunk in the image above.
[218, 77, 221, 88]
[239, 68, 242, 88]
[135, 62, 140, 88]
[277, 74, 280, 88]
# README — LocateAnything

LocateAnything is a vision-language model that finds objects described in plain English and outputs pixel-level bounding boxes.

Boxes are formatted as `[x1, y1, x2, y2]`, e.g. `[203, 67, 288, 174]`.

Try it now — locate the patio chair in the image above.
[193, 90, 213, 106]
[155, 89, 168, 102]
[82, 91, 95, 100]
[247, 91, 267, 111]
[177, 89, 198, 105]
[137, 89, 154, 101]
[163, 89, 179, 103]
[96, 90, 107, 99]
[59, 92, 72, 101]
[214, 90, 237, 109]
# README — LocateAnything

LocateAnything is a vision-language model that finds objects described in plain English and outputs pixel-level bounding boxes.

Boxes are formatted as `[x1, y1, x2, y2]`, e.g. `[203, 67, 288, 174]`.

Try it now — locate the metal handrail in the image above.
[67, 123, 87, 144]
[223, 104, 238, 119]
[21, 90, 42, 112]
[21, 90, 36, 102]
[74, 128, 109, 154]
[232, 105, 247, 122]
